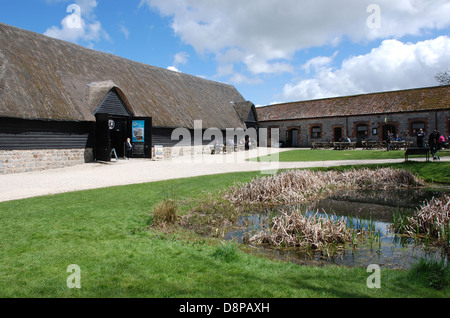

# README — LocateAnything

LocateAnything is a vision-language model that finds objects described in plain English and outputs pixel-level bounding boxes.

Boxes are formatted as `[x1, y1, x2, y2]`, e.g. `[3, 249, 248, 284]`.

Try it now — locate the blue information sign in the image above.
[132, 120, 145, 143]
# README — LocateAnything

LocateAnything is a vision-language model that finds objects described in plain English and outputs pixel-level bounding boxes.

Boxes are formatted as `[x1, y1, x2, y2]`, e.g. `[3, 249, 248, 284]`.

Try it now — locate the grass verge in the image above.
[252, 149, 450, 163]
[0, 165, 449, 298]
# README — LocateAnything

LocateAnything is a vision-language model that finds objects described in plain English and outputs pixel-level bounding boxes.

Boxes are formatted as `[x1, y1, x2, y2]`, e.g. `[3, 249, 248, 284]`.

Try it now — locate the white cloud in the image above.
[119, 25, 130, 40]
[173, 52, 189, 66]
[280, 36, 450, 101]
[167, 52, 190, 73]
[302, 51, 339, 74]
[167, 66, 181, 72]
[44, 0, 108, 44]
[139, 0, 450, 80]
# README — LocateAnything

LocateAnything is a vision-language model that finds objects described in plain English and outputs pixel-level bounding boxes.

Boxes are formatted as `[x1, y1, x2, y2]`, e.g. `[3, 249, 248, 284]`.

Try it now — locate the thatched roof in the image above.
[233, 101, 258, 123]
[0, 23, 247, 129]
[257, 85, 450, 122]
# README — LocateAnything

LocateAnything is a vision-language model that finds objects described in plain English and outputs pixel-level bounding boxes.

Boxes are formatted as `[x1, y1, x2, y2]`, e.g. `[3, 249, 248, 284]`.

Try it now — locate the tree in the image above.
[435, 70, 450, 85]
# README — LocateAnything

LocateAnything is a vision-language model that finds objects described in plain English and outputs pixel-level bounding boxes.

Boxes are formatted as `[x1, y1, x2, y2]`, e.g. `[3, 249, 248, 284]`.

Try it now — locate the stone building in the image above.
[0, 23, 257, 174]
[257, 85, 450, 148]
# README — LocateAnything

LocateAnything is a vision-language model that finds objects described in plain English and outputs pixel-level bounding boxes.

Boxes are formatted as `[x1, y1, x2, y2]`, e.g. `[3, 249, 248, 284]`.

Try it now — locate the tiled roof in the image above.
[257, 85, 450, 122]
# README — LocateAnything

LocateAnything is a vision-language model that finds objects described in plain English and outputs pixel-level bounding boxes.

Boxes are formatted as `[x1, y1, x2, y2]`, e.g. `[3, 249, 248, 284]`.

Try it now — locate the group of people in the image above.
[385, 129, 448, 159]
[415, 128, 447, 160]
[428, 130, 446, 160]
[385, 130, 404, 151]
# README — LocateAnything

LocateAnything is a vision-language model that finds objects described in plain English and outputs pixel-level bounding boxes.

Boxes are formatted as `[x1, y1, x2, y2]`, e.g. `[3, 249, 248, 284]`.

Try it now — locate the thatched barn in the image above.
[0, 23, 257, 173]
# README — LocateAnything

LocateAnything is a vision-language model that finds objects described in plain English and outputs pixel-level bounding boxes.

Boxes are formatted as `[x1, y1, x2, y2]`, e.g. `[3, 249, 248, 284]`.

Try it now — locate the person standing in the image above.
[438, 133, 446, 150]
[385, 130, 392, 151]
[417, 128, 426, 148]
[125, 138, 133, 159]
[429, 130, 438, 160]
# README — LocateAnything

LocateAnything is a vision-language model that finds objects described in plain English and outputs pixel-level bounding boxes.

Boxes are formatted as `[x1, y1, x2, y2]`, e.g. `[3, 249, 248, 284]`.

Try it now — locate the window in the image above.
[356, 124, 369, 139]
[411, 121, 426, 136]
[311, 126, 322, 139]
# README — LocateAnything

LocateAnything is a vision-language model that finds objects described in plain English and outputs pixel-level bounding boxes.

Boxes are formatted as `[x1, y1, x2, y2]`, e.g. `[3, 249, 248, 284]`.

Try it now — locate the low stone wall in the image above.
[153, 145, 207, 160]
[0, 148, 93, 174]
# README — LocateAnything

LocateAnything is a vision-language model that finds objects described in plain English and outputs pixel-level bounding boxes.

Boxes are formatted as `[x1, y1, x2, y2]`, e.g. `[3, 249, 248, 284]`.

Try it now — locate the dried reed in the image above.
[392, 194, 450, 244]
[152, 198, 178, 226]
[249, 208, 353, 250]
[226, 168, 423, 207]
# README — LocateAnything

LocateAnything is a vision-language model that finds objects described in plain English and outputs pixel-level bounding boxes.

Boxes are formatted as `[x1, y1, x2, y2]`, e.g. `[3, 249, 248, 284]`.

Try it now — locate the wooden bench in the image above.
[405, 147, 430, 162]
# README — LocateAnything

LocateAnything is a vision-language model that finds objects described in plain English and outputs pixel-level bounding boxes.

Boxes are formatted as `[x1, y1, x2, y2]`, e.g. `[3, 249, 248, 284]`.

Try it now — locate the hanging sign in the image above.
[132, 120, 145, 143]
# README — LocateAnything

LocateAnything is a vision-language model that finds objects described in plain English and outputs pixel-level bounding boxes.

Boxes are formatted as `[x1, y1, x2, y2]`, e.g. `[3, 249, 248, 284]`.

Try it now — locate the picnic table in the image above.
[333, 142, 356, 150]
[311, 142, 333, 149]
[390, 141, 414, 150]
[361, 140, 414, 150]
[361, 140, 385, 150]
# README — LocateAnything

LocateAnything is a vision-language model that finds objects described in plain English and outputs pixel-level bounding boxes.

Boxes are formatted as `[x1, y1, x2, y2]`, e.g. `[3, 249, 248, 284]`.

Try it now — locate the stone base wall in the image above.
[153, 146, 207, 160]
[0, 148, 94, 174]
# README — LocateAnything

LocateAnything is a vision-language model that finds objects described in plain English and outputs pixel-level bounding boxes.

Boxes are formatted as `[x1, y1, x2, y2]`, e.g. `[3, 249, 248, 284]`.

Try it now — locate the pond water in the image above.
[225, 188, 449, 269]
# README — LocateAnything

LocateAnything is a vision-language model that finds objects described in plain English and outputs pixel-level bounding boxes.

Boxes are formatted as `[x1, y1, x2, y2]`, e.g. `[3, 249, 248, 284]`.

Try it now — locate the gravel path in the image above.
[0, 148, 439, 202]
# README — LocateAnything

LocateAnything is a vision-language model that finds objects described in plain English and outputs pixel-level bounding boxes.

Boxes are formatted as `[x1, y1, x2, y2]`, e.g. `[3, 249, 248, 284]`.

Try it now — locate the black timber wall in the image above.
[152, 128, 228, 147]
[0, 118, 94, 150]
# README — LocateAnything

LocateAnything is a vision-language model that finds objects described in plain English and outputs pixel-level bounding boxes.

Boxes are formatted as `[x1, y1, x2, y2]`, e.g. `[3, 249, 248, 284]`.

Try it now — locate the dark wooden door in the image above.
[95, 114, 111, 161]
[334, 127, 342, 142]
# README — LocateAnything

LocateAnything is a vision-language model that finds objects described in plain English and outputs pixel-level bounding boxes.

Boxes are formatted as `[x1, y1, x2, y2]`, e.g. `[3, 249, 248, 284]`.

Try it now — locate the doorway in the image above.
[287, 129, 299, 147]
[382, 124, 396, 141]
[109, 117, 128, 158]
[334, 127, 343, 142]
[95, 114, 129, 161]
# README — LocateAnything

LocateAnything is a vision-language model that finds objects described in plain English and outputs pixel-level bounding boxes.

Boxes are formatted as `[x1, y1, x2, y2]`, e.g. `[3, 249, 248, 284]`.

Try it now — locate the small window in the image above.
[311, 126, 322, 139]
[356, 124, 369, 139]
[411, 121, 426, 136]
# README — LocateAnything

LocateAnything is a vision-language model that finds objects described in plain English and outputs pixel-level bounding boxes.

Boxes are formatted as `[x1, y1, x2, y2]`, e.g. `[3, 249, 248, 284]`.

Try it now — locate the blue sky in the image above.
[1, 0, 449, 106]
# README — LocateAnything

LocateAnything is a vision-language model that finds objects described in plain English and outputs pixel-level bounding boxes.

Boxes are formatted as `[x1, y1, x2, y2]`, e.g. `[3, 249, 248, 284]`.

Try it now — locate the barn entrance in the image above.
[95, 114, 129, 161]
[94, 88, 152, 161]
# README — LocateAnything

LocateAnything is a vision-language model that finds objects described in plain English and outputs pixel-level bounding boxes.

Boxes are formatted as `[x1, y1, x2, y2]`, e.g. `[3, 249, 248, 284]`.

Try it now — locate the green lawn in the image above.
[0, 166, 449, 298]
[252, 149, 450, 163]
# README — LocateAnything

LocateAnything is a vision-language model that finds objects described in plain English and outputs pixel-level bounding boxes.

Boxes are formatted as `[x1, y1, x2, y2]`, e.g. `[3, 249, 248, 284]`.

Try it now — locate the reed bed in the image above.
[249, 209, 353, 250]
[183, 168, 424, 251]
[226, 168, 423, 206]
[391, 194, 450, 244]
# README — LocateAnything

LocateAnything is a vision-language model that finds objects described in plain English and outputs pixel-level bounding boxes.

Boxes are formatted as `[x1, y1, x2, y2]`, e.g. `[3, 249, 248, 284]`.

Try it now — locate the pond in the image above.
[225, 188, 450, 269]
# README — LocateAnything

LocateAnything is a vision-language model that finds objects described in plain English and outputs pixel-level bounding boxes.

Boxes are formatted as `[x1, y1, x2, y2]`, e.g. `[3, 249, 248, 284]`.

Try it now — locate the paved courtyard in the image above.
[0, 148, 439, 203]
